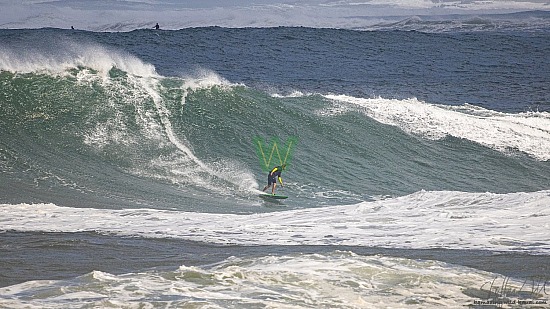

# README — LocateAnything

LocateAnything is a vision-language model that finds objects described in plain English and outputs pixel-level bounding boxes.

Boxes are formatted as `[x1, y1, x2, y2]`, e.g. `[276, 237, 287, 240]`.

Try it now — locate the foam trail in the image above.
[324, 95, 550, 161]
[139, 72, 259, 193]
[142, 78, 209, 171]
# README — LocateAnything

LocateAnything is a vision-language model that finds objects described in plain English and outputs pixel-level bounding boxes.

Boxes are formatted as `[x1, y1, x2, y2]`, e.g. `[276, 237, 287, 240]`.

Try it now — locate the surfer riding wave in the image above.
[262, 164, 285, 195]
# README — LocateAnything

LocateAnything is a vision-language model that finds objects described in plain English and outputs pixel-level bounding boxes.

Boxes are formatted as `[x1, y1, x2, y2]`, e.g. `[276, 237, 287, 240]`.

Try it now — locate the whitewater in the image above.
[2, 189, 550, 253]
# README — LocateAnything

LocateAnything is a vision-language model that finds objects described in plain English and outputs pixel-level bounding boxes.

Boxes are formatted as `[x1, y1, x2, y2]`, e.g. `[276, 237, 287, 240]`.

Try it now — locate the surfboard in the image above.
[259, 194, 288, 200]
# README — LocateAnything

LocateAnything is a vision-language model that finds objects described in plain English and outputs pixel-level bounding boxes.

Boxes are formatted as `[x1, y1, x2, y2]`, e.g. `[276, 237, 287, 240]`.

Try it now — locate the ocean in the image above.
[1, 11, 550, 308]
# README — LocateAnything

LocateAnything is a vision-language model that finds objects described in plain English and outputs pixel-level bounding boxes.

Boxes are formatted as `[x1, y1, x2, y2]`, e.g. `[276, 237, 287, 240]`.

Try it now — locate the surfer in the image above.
[262, 164, 286, 195]
[154, 23, 160, 30]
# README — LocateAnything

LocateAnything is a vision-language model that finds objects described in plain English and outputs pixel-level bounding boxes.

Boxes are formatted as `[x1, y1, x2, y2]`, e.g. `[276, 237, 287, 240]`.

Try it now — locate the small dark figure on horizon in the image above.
[154, 23, 159, 30]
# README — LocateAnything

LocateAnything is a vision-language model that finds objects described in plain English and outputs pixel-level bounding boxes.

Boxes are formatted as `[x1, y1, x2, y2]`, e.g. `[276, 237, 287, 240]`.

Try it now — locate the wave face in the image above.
[0, 46, 261, 212]
[1, 28, 550, 213]
[2, 62, 549, 211]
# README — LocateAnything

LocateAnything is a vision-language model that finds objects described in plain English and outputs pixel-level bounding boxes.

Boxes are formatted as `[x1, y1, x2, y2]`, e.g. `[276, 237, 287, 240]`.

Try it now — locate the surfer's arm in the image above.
[269, 167, 279, 177]
[278, 176, 283, 186]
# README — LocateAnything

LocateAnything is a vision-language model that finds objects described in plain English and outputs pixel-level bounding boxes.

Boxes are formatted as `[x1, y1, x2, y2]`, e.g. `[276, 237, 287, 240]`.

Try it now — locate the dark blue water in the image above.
[111, 27, 549, 112]
[7, 26, 549, 112]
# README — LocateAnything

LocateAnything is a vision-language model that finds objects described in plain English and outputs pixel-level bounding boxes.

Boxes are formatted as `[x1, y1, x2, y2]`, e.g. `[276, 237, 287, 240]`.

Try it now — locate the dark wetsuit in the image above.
[267, 166, 283, 186]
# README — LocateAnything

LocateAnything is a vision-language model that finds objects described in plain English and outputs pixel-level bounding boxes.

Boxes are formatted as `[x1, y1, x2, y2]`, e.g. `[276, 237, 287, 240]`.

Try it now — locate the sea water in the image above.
[1, 11, 549, 308]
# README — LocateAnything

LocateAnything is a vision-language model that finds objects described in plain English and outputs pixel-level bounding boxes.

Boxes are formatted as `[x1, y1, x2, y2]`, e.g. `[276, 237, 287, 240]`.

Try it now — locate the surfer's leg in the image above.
[263, 175, 272, 191]
[266, 175, 276, 192]
[264, 176, 273, 191]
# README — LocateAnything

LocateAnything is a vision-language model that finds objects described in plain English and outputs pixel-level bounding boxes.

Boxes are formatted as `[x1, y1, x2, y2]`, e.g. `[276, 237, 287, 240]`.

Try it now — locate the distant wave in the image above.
[323, 95, 550, 161]
[365, 11, 550, 32]
[1, 0, 549, 33]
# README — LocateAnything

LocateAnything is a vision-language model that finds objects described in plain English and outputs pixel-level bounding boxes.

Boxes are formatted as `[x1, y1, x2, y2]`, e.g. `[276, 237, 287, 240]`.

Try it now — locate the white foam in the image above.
[0, 251, 534, 308]
[2, 190, 549, 253]
[324, 95, 550, 161]
[270, 90, 313, 98]
[0, 41, 157, 78]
